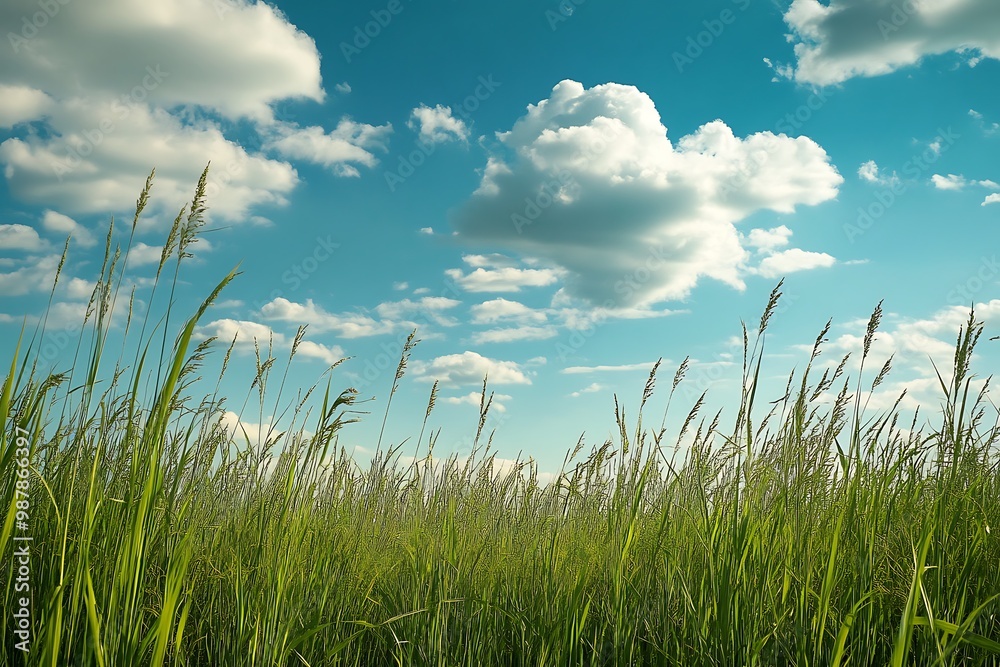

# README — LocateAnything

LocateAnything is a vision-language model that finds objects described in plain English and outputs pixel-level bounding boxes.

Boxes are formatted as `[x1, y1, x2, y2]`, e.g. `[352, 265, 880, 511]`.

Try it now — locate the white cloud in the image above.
[983, 193, 1000, 206]
[419, 227, 434, 235]
[407, 104, 469, 144]
[857, 160, 899, 187]
[374, 297, 461, 326]
[127, 242, 163, 267]
[931, 174, 999, 191]
[335, 82, 352, 94]
[295, 340, 345, 365]
[757, 248, 836, 278]
[263, 119, 392, 177]
[570, 382, 603, 397]
[411, 351, 531, 386]
[462, 253, 520, 270]
[199, 318, 343, 366]
[1, 0, 322, 122]
[858, 160, 880, 183]
[933, 173, 969, 190]
[260, 298, 394, 338]
[392, 281, 409, 291]
[470, 325, 558, 344]
[0, 224, 45, 251]
[0, 0, 391, 221]
[445, 266, 561, 293]
[745, 225, 792, 252]
[0, 100, 298, 222]
[561, 362, 658, 374]
[42, 210, 96, 248]
[0, 84, 53, 128]
[452, 80, 841, 307]
[782, 0, 1000, 85]
[470, 298, 548, 325]
[444, 391, 513, 412]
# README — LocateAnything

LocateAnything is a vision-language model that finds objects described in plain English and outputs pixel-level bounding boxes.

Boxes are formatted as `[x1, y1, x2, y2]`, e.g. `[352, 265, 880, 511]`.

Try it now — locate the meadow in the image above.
[1, 168, 998, 665]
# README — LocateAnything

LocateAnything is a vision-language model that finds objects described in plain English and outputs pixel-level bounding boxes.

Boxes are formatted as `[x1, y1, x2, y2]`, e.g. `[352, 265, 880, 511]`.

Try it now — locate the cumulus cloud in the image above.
[0, 84, 53, 128]
[200, 318, 342, 364]
[264, 119, 392, 177]
[42, 210, 96, 248]
[983, 193, 1000, 206]
[407, 104, 469, 144]
[745, 225, 793, 252]
[0, 0, 390, 221]
[451, 80, 841, 307]
[782, 0, 1000, 85]
[260, 298, 395, 338]
[411, 351, 531, 386]
[757, 248, 836, 278]
[0, 224, 45, 251]
[127, 242, 163, 266]
[470, 298, 548, 325]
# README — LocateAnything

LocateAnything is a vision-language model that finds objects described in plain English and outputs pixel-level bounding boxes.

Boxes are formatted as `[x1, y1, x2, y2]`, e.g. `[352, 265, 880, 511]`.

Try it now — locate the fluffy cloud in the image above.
[857, 160, 899, 187]
[757, 248, 836, 278]
[127, 242, 163, 267]
[782, 0, 1000, 85]
[451, 80, 841, 307]
[931, 173, 999, 191]
[470, 298, 548, 325]
[264, 119, 392, 177]
[0, 224, 45, 251]
[1, 0, 322, 121]
[745, 225, 792, 252]
[42, 210, 96, 248]
[445, 266, 562, 293]
[260, 298, 395, 338]
[444, 391, 513, 412]
[0, 84, 53, 128]
[411, 351, 532, 386]
[407, 104, 469, 144]
[200, 318, 342, 364]
[0, 0, 390, 221]
[983, 193, 1000, 206]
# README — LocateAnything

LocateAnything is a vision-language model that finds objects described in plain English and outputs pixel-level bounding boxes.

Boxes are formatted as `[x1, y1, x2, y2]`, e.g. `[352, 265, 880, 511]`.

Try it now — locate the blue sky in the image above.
[2, 0, 999, 473]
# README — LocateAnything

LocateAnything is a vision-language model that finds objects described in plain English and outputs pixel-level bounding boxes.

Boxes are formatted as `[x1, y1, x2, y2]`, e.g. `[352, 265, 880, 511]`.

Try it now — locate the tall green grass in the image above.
[2, 169, 998, 665]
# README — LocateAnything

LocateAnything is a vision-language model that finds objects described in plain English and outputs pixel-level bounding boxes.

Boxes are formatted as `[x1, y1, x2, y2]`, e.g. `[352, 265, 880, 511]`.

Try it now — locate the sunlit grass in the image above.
[2, 168, 998, 665]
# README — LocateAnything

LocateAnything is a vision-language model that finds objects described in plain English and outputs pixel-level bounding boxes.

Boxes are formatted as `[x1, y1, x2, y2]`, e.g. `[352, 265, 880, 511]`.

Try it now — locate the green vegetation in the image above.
[2, 169, 998, 665]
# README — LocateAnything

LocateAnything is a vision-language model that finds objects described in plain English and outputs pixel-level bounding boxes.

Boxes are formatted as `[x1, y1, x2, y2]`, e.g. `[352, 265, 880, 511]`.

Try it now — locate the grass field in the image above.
[2, 169, 999, 665]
